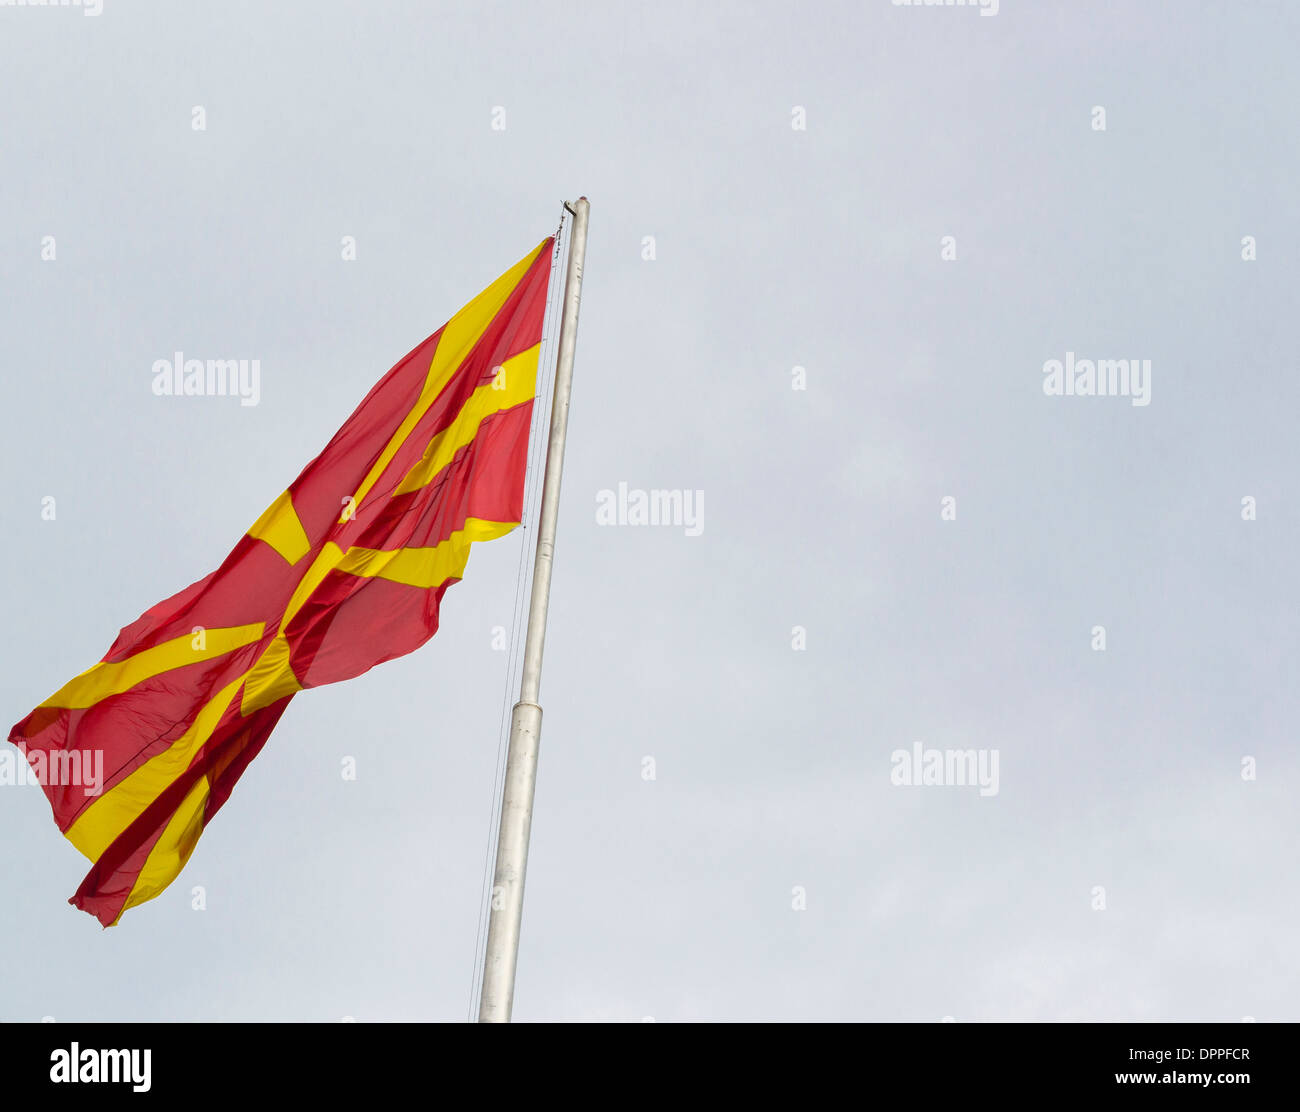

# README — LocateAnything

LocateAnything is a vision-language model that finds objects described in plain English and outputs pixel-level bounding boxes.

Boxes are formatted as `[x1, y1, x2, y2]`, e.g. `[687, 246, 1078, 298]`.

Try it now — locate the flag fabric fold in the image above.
[8, 237, 555, 926]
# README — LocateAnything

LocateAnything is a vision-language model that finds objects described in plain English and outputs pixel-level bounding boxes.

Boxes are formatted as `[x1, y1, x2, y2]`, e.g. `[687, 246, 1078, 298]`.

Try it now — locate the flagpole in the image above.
[477, 197, 590, 1023]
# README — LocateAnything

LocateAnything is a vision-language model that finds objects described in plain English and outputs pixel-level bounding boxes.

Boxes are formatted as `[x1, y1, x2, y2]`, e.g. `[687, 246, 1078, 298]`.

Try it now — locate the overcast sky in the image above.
[2, 0, 1297, 1022]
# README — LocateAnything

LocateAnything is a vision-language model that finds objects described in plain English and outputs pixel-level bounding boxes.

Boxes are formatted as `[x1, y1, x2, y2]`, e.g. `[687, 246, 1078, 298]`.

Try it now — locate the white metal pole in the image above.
[477, 197, 590, 1023]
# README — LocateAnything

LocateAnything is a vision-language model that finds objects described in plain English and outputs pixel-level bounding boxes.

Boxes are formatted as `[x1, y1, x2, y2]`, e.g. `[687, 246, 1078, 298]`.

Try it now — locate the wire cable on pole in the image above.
[466, 208, 570, 1020]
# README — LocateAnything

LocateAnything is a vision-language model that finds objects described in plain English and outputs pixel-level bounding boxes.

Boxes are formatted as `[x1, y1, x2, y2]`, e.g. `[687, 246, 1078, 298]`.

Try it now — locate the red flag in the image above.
[9, 238, 554, 925]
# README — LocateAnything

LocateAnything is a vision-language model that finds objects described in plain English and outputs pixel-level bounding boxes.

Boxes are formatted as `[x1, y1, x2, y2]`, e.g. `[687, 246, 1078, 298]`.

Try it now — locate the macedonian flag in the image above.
[8, 238, 555, 926]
